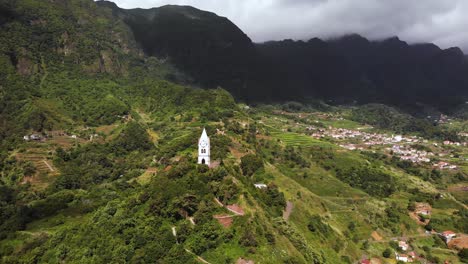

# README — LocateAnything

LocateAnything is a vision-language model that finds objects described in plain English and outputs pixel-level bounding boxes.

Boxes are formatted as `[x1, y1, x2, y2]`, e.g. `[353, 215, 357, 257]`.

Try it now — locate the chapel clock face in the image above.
[200, 140, 207, 147]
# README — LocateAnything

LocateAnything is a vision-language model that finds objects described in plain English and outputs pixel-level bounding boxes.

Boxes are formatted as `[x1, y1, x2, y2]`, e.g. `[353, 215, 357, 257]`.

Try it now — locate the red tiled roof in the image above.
[227, 204, 245, 215]
[213, 215, 233, 228]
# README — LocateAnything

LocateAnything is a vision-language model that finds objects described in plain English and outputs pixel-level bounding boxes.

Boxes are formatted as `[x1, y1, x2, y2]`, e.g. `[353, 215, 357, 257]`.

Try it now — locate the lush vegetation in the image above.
[350, 104, 461, 141]
[0, 1, 466, 263]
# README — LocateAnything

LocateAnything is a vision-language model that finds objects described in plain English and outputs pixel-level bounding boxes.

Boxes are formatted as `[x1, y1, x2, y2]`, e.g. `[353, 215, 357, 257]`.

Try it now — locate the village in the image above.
[303, 126, 465, 171]
[258, 110, 468, 263]
[360, 229, 465, 263]
[22, 130, 101, 144]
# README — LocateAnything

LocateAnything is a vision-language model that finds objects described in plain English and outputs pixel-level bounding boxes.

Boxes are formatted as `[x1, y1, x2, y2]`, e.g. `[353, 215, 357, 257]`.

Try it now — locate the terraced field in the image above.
[16, 148, 55, 174]
[269, 130, 334, 148]
[15, 148, 59, 189]
[47, 136, 82, 148]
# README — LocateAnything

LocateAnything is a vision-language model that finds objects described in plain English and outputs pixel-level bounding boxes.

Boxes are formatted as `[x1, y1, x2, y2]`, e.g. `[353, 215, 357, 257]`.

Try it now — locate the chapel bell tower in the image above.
[198, 128, 210, 166]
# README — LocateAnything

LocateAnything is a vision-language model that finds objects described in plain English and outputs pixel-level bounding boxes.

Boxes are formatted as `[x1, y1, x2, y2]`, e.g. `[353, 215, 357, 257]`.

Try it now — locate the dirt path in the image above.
[368, 233, 432, 243]
[171, 226, 212, 263]
[185, 249, 212, 264]
[188, 217, 195, 226]
[42, 160, 55, 172]
[371, 231, 383, 241]
[451, 196, 468, 209]
[320, 196, 369, 201]
[283, 201, 294, 221]
[214, 197, 224, 207]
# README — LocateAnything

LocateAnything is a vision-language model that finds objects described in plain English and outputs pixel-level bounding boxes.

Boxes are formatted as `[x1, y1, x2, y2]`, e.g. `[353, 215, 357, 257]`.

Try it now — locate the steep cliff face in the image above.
[0, 0, 140, 76]
[97, 1, 257, 97]
[256, 36, 468, 109]
[2, 0, 467, 111]
[100, 0, 468, 111]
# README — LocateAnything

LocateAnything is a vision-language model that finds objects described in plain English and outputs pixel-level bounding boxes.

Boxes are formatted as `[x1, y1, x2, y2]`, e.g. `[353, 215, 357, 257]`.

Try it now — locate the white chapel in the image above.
[198, 128, 210, 166]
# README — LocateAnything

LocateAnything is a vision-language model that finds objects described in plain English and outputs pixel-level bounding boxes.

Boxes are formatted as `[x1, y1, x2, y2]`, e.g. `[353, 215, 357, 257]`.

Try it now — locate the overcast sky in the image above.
[107, 0, 468, 52]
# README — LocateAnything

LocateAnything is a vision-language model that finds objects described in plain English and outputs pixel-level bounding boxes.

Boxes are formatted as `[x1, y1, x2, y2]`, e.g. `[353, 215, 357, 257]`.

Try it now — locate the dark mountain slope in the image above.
[256, 38, 360, 101]
[97, 1, 257, 97]
[0, 3, 15, 26]
[97, 1, 468, 111]
[258, 36, 468, 109]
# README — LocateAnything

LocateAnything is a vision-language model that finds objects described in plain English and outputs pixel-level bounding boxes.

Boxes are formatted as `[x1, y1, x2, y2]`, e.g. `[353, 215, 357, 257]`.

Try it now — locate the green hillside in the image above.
[0, 0, 467, 264]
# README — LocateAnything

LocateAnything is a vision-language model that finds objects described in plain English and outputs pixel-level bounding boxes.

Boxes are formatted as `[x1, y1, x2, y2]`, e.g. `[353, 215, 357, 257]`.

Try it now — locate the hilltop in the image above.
[0, 0, 467, 263]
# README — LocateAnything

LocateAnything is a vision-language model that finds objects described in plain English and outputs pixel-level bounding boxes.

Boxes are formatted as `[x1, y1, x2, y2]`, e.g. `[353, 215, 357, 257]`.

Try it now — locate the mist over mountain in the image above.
[97, 1, 468, 112]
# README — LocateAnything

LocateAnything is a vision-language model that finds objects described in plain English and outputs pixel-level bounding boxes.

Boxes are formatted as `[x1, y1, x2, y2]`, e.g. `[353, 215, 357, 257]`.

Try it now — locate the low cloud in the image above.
[107, 0, 468, 51]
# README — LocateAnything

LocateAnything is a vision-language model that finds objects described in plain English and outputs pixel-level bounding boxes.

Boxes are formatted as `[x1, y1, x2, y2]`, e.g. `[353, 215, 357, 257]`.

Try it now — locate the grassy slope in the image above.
[1, 102, 466, 263]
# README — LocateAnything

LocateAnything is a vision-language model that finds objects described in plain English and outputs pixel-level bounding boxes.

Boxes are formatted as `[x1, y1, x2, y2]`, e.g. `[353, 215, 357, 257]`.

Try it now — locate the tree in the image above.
[382, 248, 392, 258]
[361, 240, 369, 250]
[389, 240, 399, 250]
[307, 215, 332, 237]
[55, 147, 70, 161]
[240, 154, 263, 176]
[240, 227, 258, 247]
[458, 248, 468, 262]
[407, 202, 416, 211]
[424, 223, 432, 231]
[114, 122, 153, 152]
[22, 161, 36, 176]
[169, 194, 199, 219]
[161, 244, 198, 264]
[422, 246, 430, 253]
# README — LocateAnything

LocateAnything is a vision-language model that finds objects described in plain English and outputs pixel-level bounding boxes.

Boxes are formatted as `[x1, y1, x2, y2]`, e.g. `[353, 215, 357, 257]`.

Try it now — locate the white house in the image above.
[30, 134, 42, 140]
[440, 231, 456, 242]
[398, 241, 409, 251]
[254, 183, 267, 189]
[396, 253, 412, 263]
[24, 134, 42, 141]
[198, 128, 210, 166]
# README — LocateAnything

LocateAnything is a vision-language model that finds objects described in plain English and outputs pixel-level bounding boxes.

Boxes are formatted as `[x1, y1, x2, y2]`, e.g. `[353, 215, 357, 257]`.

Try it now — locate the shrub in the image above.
[307, 215, 332, 238]
[382, 248, 392, 258]
[113, 122, 153, 152]
[458, 248, 468, 262]
[240, 154, 263, 176]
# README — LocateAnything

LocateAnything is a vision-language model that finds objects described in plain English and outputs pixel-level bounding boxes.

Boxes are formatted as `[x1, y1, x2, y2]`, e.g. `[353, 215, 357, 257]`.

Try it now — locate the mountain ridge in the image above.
[96, 1, 468, 112]
[97, 0, 256, 98]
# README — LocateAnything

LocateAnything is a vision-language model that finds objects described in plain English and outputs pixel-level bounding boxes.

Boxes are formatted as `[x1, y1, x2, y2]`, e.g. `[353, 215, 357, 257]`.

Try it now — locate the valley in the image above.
[0, 0, 467, 263]
[1, 102, 466, 263]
